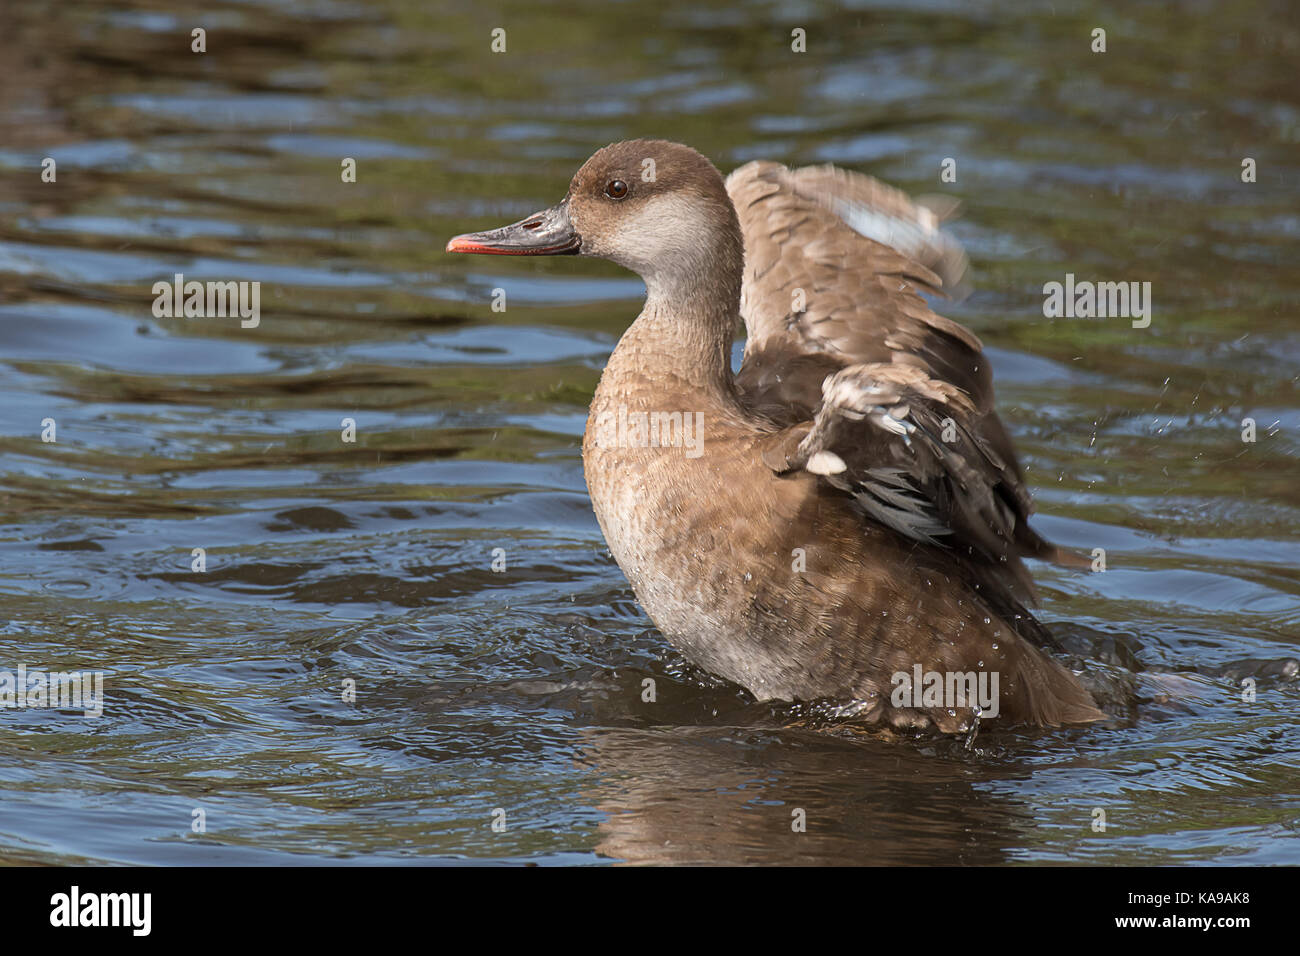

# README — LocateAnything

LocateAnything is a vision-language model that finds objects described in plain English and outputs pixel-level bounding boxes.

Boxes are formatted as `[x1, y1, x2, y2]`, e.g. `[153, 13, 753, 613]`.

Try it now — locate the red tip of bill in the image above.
[446, 235, 576, 256]
[446, 236, 496, 254]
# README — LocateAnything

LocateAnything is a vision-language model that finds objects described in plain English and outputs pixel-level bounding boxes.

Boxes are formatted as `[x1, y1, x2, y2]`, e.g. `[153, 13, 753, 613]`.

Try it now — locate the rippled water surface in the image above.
[1, 0, 1297, 864]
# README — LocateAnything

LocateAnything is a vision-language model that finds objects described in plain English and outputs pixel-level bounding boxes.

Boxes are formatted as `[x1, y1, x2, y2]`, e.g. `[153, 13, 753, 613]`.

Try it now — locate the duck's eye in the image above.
[604, 179, 629, 200]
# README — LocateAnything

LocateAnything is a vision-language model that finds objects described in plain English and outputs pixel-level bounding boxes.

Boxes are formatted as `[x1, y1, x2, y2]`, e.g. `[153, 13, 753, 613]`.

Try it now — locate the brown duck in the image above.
[448, 139, 1104, 731]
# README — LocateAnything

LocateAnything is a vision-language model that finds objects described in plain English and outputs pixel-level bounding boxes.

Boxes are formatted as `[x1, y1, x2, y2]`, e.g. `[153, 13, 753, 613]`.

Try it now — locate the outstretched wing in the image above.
[726, 160, 985, 426]
[729, 160, 1083, 606]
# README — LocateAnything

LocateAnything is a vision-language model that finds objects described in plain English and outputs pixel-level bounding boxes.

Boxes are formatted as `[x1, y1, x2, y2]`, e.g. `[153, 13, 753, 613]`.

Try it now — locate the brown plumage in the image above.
[448, 139, 1105, 732]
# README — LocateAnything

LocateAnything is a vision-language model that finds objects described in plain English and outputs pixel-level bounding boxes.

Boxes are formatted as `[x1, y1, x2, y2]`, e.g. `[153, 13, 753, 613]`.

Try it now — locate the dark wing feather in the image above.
[762, 363, 1039, 604]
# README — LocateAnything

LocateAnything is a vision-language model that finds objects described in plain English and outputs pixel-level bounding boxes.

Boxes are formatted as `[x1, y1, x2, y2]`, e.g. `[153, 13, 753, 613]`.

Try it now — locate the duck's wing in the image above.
[730, 161, 1083, 611]
[726, 160, 981, 426]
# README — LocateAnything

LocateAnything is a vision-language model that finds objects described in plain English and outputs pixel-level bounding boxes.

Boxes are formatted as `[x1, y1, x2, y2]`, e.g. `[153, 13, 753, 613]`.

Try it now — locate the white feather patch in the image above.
[806, 450, 847, 475]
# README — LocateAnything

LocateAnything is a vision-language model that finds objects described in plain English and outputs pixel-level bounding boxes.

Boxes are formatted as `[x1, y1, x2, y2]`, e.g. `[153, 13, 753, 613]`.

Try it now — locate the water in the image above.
[1, 0, 1297, 865]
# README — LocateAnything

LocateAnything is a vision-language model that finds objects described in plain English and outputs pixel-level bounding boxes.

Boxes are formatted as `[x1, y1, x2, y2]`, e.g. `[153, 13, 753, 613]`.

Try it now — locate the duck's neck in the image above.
[603, 263, 743, 403]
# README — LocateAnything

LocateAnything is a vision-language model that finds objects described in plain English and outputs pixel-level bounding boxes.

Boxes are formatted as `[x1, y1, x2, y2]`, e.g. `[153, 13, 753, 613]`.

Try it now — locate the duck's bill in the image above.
[445, 202, 581, 256]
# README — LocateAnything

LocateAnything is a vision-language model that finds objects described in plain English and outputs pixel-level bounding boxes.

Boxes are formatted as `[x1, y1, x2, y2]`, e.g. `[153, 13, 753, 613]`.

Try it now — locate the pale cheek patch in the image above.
[603, 194, 716, 274]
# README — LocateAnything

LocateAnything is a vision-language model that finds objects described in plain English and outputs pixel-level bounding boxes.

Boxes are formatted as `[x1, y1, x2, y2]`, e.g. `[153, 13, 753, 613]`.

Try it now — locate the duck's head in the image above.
[447, 139, 742, 303]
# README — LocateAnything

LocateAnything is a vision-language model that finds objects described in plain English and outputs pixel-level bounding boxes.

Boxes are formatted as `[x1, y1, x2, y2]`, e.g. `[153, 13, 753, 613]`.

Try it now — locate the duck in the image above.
[447, 139, 1105, 731]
